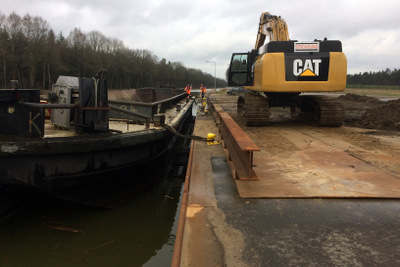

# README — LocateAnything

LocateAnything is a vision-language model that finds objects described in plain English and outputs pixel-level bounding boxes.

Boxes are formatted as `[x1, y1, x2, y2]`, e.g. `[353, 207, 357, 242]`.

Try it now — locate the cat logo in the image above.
[285, 54, 329, 81]
[293, 59, 322, 77]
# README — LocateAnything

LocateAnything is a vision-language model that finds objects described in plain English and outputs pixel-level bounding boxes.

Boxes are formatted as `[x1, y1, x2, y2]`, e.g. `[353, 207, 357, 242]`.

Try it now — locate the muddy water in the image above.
[0, 178, 183, 266]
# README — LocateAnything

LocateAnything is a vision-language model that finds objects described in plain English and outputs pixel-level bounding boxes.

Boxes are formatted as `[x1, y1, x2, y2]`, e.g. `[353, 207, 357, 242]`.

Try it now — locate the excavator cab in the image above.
[228, 50, 258, 87]
[228, 53, 250, 86]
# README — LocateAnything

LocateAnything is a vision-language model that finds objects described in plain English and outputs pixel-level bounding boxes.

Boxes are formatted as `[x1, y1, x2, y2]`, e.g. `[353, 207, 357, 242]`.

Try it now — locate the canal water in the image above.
[0, 176, 183, 266]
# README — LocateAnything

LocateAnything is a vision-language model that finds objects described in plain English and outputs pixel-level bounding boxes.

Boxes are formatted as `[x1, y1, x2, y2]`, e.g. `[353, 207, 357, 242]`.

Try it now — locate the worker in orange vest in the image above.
[200, 84, 207, 99]
[184, 84, 191, 98]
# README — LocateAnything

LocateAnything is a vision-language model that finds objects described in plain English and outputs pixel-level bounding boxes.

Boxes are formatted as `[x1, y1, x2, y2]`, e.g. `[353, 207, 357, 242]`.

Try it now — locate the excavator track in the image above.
[237, 95, 270, 126]
[299, 95, 344, 127]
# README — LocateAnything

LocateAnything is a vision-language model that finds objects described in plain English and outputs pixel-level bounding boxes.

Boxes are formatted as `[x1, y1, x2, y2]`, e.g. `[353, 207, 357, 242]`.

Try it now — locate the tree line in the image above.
[0, 12, 226, 90]
[347, 69, 400, 86]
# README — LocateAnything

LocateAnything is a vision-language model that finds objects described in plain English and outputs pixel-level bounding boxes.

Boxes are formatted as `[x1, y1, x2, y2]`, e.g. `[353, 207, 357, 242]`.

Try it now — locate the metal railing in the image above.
[108, 92, 187, 123]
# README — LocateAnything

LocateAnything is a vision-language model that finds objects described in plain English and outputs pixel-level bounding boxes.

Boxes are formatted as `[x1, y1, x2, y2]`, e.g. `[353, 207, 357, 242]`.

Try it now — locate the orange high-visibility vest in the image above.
[185, 86, 191, 94]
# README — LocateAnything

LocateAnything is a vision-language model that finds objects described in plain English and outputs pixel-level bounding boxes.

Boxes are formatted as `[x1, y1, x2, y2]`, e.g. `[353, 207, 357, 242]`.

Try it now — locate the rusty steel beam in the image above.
[218, 112, 260, 181]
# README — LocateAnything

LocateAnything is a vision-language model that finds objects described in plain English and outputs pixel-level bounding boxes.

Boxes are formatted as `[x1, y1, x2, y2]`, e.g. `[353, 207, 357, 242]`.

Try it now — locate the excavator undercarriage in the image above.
[237, 93, 344, 127]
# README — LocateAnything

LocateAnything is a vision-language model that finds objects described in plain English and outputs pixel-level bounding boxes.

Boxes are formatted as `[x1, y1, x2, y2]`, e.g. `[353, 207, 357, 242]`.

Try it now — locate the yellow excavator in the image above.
[227, 12, 347, 126]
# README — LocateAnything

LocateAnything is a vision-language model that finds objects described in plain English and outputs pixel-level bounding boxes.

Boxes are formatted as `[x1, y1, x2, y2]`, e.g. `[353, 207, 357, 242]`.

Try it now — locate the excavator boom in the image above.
[255, 12, 289, 49]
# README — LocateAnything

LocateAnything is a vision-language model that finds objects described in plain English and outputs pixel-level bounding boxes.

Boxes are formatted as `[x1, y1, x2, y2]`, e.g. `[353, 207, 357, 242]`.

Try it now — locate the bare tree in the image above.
[67, 28, 86, 76]
[4, 12, 24, 85]
[22, 14, 49, 88]
[0, 12, 7, 88]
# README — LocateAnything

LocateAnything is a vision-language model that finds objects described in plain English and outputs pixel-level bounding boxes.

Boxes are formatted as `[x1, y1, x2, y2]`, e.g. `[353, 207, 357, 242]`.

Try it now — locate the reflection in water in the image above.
[0, 178, 183, 266]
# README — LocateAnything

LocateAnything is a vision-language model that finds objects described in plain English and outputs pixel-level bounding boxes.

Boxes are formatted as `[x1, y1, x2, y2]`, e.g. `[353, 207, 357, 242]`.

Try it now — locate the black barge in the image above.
[0, 71, 194, 206]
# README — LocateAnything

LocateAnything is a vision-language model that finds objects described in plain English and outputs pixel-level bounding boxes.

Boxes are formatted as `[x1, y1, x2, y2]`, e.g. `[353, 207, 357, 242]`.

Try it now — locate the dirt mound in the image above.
[338, 93, 400, 131]
[355, 99, 400, 131]
[338, 93, 382, 104]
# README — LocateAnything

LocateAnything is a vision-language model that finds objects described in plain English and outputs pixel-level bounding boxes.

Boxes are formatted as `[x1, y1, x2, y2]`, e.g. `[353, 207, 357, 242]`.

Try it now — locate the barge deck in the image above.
[172, 94, 400, 266]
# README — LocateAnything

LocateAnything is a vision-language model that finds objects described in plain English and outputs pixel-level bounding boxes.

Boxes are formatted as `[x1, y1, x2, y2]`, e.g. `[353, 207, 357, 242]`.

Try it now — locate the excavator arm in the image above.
[255, 12, 289, 49]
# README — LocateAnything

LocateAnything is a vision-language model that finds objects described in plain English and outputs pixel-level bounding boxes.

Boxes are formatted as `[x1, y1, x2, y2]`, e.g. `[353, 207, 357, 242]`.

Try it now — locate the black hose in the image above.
[161, 123, 208, 142]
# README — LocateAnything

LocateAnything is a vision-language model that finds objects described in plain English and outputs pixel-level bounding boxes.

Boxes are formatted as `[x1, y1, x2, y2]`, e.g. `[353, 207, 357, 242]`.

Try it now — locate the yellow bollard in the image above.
[207, 133, 221, 146]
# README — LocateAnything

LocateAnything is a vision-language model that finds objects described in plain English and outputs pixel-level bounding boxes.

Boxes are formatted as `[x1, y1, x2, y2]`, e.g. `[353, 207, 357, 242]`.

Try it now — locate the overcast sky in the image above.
[2, 0, 400, 80]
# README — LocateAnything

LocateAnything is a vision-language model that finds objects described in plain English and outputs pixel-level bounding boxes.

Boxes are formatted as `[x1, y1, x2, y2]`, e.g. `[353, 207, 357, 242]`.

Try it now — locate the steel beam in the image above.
[217, 111, 260, 180]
